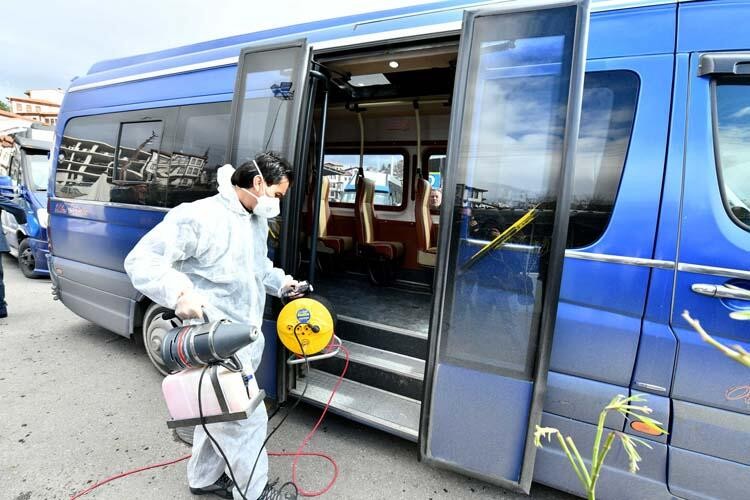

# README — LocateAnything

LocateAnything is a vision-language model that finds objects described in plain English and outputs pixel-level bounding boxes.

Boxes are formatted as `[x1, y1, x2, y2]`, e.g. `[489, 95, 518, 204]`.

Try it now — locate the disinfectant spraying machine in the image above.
[159, 282, 338, 429]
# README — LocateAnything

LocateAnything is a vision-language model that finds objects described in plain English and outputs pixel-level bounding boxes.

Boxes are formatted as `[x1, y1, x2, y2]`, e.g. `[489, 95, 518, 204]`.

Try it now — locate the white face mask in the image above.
[242, 160, 281, 218]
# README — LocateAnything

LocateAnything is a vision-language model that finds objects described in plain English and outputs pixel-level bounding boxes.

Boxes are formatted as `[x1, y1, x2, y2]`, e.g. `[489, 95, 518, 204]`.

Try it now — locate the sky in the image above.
[0, 0, 437, 103]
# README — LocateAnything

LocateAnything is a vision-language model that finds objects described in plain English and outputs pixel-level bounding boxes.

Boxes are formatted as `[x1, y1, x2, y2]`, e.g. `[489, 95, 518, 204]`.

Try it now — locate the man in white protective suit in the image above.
[125, 152, 300, 500]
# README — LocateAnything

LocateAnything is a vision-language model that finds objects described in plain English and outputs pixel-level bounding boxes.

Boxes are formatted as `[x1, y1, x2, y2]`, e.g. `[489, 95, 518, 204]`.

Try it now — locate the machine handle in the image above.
[691, 283, 750, 301]
[286, 336, 342, 365]
[162, 309, 210, 323]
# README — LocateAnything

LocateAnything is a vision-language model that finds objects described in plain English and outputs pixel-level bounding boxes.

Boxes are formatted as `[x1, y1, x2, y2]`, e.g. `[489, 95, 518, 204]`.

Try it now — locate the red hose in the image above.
[69, 454, 191, 499]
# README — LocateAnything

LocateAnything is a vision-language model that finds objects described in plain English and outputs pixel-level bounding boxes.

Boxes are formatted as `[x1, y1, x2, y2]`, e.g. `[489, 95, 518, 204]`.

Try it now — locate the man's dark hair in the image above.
[231, 152, 294, 188]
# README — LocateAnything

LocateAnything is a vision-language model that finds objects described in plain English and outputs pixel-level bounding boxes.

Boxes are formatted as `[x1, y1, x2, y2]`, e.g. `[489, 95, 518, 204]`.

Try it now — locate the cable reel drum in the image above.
[276, 295, 337, 357]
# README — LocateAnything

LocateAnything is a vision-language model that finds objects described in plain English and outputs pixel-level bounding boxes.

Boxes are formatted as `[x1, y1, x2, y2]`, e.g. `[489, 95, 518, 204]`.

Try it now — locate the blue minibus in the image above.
[1, 125, 52, 277]
[49, 1, 750, 498]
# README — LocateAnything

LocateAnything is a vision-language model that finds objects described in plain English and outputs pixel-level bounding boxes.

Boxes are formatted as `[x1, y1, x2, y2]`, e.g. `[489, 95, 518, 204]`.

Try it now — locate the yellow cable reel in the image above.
[276, 296, 336, 356]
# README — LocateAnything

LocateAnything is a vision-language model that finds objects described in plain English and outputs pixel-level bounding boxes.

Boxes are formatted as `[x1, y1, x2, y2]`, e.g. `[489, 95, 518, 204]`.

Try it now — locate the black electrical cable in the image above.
[197, 365, 250, 500]
[243, 323, 310, 498]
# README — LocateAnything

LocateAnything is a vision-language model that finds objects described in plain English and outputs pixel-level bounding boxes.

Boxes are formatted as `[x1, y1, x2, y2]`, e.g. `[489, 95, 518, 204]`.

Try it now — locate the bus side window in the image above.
[567, 70, 639, 248]
[714, 78, 750, 229]
[113, 120, 165, 206]
[165, 102, 231, 208]
[322, 152, 406, 210]
[56, 115, 120, 202]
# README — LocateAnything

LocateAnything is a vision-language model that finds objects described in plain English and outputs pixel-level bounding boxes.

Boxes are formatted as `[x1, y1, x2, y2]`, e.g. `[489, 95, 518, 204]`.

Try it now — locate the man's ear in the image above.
[253, 174, 263, 191]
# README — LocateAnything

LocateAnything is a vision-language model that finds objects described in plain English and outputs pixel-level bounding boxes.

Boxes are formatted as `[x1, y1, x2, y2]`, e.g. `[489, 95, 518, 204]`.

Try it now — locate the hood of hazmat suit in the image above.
[124, 164, 291, 499]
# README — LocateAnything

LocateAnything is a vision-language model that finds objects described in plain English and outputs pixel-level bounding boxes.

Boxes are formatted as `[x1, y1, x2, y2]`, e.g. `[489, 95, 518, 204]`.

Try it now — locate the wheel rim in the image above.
[144, 311, 180, 375]
[20, 247, 35, 273]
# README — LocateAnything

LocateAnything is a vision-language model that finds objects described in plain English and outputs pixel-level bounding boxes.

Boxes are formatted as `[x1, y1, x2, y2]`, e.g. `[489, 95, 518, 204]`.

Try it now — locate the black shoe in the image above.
[190, 473, 234, 499]
[0, 308, 7, 319]
[258, 478, 298, 500]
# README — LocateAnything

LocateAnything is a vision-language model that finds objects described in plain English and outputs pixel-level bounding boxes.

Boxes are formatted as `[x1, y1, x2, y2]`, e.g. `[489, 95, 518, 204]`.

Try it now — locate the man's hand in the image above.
[175, 290, 206, 320]
[281, 278, 310, 299]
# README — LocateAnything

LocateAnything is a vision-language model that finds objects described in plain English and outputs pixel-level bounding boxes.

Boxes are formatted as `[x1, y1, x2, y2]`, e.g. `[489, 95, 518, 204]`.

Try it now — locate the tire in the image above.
[141, 303, 182, 376]
[17, 239, 37, 279]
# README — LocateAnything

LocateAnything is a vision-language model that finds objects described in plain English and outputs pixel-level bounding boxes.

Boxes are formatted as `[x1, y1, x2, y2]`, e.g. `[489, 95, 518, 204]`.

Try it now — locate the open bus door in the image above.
[226, 39, 313, 401]
[419, 0, 590, 493]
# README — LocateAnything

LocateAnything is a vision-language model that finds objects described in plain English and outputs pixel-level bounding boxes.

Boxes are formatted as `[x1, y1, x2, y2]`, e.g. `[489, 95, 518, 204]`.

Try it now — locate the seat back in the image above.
[319, 176, 331, 238]
[354, 176, 375, 245]
[415, 178, 432, 251]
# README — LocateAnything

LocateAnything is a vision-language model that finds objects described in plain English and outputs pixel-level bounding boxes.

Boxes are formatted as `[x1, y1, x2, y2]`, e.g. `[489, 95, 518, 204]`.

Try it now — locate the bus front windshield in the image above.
[27, 155, 51, 191]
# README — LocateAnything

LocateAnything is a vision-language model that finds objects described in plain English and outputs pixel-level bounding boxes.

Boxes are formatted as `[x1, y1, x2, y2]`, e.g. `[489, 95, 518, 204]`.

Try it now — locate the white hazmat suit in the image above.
[124, 164, 292, 499]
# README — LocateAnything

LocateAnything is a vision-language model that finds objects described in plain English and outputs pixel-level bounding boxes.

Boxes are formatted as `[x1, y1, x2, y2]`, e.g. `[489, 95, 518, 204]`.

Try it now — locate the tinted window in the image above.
[231, 47, 299, 165]
[166, 102, 231, 207]
[714, 80, 750, 229]
[56, 113, 169, 207]
[568, 70, 639, 248]
[115, 121, 163, 182]
[56, 102, 231, 208]
[112, 121, 166, 206]
[56, 114, 120, 201]
[322, 153, 405, 208]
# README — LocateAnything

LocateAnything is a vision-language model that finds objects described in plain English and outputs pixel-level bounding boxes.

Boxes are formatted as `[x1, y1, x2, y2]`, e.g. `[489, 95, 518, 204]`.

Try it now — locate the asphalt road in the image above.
[0, 253, 576, 500]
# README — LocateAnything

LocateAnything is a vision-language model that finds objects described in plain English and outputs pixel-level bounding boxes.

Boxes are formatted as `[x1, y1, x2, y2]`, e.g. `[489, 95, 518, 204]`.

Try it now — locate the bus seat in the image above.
[354, 177, 404, 260]
[316, 176, 353, 254]
[415, 178, 437, 267]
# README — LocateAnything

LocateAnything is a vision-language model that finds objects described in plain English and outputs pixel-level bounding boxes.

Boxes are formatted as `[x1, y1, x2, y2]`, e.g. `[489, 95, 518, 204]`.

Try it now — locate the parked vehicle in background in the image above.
[0, 124, 52, 278]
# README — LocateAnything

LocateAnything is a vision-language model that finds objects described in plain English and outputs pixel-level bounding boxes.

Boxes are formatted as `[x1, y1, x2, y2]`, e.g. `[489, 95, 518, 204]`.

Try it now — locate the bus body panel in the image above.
[663, 4, 750, 493]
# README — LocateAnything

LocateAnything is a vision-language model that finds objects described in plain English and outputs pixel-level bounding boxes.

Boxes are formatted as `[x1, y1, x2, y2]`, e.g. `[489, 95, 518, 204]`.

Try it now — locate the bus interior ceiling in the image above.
[302, 40, 458, 335]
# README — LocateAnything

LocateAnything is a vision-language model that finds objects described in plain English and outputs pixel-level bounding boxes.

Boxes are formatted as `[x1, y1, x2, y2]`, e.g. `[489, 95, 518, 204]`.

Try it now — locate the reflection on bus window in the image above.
[322, 153, 405, 208]
[166, 102, 231, 207]
[232, 48, 298, 165]
[439, 10, 577, 376]
[715, 79, 750, 229]
[55, 102, 231, 208]
[568, 70, 639, 248]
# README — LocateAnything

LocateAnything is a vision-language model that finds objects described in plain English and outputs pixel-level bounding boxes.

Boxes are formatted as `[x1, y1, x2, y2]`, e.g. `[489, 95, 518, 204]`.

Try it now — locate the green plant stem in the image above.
[566, 436, 591, 485]
[588, 432, 616, 500]
[555, 432, 589, 491]
[590, 405, 608, 479]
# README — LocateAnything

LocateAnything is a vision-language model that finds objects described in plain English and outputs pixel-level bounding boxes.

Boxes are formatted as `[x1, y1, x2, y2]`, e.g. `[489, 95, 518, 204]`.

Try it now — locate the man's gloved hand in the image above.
[280, 278, 310, 299]
[175, 290, 206, 320]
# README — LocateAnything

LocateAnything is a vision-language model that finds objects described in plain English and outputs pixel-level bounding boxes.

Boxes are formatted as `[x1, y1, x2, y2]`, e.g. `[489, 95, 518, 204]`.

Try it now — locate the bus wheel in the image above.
[18, 239, 37, 279]
[141, 303, 181, 376]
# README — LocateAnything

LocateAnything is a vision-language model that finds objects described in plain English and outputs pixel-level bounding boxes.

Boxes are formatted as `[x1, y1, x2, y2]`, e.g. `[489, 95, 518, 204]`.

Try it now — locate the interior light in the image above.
[388, 60, 399, 69]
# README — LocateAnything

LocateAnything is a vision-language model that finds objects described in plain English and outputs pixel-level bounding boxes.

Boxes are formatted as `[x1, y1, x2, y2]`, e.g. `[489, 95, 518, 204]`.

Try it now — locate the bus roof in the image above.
[69, 0, 690, 94]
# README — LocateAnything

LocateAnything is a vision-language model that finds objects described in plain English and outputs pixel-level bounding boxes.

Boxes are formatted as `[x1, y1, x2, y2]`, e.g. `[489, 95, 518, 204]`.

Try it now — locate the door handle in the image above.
[691, 283, 750, 301]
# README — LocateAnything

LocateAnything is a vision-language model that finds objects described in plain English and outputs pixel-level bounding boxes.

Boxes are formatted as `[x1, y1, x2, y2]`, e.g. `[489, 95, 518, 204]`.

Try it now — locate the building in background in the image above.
[7, 89, 64, 126]
[0, 109, 35, 133]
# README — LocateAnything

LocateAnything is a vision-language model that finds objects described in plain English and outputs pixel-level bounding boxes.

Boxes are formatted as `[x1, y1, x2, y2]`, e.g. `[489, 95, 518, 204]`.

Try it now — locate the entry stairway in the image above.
[290, 314, 427, 441]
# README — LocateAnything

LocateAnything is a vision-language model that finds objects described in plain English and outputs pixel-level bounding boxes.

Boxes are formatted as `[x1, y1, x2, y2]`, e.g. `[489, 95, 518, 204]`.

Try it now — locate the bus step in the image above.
[335, 315, 428, 359]
[291, 368, 420, 442]
[314, 340, 424, 400]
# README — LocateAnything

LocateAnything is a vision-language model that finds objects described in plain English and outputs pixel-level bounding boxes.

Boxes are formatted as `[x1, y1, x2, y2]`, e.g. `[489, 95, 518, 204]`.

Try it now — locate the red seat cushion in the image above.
[367, 241, 404, 260]
[320, 236, 353, 253]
